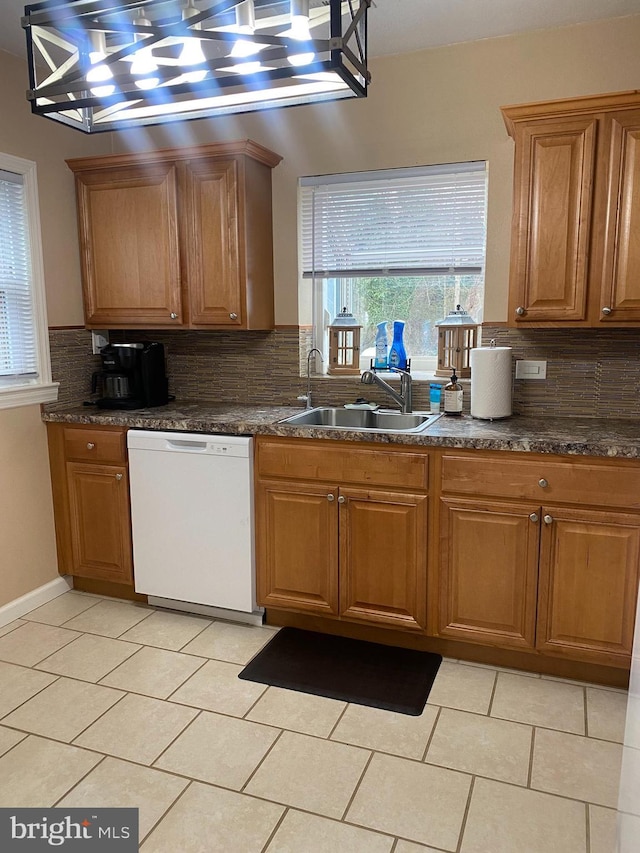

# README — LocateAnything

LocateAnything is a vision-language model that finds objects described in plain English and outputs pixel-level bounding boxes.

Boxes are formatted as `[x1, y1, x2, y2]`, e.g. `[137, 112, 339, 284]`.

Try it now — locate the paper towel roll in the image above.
[470, 347, 513, 419]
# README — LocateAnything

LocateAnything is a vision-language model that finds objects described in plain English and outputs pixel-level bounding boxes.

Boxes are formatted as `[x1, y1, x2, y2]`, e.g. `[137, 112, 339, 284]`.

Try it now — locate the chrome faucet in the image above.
[299, 348, 324, 409]
[361, 368, 413, 413]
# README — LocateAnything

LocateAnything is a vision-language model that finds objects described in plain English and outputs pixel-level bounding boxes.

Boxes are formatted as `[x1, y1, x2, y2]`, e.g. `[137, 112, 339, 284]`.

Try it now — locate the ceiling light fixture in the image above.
[22, 0, 371, 133]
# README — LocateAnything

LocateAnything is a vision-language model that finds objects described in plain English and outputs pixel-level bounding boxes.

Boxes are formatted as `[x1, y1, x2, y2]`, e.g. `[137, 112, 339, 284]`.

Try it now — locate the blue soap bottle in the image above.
[388, 321, 407, 370]
[374, 322, 388, 369]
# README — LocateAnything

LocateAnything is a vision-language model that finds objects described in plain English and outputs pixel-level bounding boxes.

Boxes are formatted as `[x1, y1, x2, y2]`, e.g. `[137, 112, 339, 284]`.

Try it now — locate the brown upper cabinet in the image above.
[502, 91, 640, 326]
[66, 140, 282, 330]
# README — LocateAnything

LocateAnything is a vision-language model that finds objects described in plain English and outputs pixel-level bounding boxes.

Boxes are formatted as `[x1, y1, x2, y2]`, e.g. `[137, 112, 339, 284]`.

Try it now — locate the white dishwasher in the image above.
[127, 430, 260, 622]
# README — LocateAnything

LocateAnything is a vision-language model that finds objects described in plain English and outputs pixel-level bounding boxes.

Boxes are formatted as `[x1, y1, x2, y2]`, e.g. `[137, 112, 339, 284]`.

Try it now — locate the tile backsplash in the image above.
[49, 324, 640, 419]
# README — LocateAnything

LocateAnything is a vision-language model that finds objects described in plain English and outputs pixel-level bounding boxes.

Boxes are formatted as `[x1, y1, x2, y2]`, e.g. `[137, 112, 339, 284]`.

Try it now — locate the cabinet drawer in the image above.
[256, 438, 429, 491]
[441, 452, 640, 509]
[63, 427, 126, 464]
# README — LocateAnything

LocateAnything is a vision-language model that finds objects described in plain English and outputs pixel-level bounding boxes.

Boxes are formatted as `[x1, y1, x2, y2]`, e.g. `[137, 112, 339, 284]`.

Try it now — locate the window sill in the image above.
[0, 382, 59, 411]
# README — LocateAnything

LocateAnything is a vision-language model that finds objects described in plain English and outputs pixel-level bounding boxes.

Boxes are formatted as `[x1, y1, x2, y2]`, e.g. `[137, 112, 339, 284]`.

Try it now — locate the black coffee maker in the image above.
[92, 342, 169, 410]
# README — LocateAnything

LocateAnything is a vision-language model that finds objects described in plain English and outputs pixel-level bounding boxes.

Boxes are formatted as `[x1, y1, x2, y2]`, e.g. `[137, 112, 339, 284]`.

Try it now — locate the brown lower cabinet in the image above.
[47, 423, 133, 586]
[437, 451, 640, 668]
[255, 437, 429, 631]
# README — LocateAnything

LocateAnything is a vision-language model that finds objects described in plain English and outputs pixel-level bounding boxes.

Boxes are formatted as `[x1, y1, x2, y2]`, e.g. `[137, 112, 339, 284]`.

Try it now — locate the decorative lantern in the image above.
[435, 304, 479, 378]
[328, 308, 362, 376]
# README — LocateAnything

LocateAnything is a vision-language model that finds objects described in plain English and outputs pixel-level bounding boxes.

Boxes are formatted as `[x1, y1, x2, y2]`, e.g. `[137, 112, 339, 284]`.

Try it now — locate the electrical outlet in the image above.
[515, 359, 547, 379]
[91, 330, 109, 354]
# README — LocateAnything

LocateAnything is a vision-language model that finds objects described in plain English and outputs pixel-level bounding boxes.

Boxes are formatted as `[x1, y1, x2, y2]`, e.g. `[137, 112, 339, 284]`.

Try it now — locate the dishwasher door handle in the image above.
[165, 439, 209, 451]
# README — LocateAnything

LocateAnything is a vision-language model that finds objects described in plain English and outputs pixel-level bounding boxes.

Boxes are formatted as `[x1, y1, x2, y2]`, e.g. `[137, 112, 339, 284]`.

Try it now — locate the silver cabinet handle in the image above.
[86, 442, 95, 450]
[529, 512, 539, 523]
[338, 496, 346, 504]
[170, 312, 178, 319]
[602, 307, 612, 315]
[327, 494, 335, 502]
[115, 473, 123, 481]
[515, 306, 526, 316]
[543, 514, 553, 524]
[229, 312, 238, 320]
[538, 478, 548, 488]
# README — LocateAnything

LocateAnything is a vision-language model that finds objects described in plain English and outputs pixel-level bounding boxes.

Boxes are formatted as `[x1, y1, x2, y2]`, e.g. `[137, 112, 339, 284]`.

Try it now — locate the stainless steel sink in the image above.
[279, 407, 441, 433]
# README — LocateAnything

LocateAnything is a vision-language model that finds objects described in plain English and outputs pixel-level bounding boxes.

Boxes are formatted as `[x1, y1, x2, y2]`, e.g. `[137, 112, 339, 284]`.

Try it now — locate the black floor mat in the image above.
[238, 627, 442, 716]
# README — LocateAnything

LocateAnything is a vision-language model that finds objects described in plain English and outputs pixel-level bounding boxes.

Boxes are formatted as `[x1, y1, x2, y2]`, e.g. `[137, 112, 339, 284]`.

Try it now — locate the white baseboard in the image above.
[0, 575, 73, 628]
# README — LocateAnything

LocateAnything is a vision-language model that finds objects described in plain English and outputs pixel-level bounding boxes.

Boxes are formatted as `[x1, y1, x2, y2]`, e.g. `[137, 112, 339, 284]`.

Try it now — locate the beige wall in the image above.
[0, 50, 111, 608]
[110, 14, 640, 326]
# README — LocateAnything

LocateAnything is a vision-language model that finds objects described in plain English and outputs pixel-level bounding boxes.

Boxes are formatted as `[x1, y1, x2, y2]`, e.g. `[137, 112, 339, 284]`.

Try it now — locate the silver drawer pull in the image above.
[86, 442, 95, 450]
[529, 513, 539, 523]
[538, 478, 548, 488]
[515, 306, 526, 316]
[229, 312, 238, 320]
[602, 306, 612, 315]
[115, 473, 123, 481]
[170, 312, 179, 319]
[327, 494, 335, 502]
[543, 514, 553, 524]
[338, 495, 346, 504]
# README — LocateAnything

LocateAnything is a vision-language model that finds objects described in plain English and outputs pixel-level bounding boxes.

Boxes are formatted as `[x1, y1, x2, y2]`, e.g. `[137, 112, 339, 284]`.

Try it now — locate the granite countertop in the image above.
[41, 401, 640, 458]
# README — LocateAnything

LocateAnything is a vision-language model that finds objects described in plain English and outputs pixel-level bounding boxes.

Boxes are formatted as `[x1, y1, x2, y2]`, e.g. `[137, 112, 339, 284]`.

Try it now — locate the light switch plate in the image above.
[91, 330, 109, 354]
[515, 359, 547, 379]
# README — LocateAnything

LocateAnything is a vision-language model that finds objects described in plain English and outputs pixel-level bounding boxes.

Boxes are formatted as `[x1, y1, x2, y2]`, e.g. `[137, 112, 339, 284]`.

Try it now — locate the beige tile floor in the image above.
[0, 590, 627, 852]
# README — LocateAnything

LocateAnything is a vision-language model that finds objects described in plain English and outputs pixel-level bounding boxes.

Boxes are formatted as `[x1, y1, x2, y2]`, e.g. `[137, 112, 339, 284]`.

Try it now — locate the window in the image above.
[300, 162, 487, 373]
[0, 153, 57, 409]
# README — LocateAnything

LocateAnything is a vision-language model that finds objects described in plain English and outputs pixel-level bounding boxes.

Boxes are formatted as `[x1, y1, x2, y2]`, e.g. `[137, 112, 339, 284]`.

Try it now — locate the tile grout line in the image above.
[241, 684, 271, 721]
[455, 775, 476, 853]
[583, 685, 590, 737]
[67, 689, 131, 745]
[339, 749, 375, 822]
[585, 802, 591, 853]
[486, 670, 499, 718]
[139, 779, 195, 846]
[258, 806, 289, 853]
[326, 700, 350, 740]
[148, 708, 204, 769]
[239, 728, 286, 793]
[421, 705, 442, 763]
[50, 753, 109, 808]
[527, 727, 537, 788]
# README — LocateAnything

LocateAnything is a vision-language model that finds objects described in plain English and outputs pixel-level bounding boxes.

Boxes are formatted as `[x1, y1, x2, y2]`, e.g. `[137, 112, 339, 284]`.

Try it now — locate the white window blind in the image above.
[0, 168, 37, 381]
[300, 161, 487, 278]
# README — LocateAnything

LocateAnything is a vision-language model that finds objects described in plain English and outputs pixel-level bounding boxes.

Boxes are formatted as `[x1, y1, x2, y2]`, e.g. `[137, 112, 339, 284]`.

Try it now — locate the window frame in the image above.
[0, 152, 58, 410]
[300, 161, 487, 376]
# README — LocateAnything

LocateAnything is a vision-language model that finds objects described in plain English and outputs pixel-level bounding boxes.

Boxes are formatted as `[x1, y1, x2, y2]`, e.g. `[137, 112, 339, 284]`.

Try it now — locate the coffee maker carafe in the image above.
[92, 342, 169, 410]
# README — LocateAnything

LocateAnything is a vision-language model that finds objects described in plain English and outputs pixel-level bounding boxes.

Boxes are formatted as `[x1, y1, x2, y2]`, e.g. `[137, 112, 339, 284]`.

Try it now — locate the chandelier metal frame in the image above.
[23, 0, 370, 132]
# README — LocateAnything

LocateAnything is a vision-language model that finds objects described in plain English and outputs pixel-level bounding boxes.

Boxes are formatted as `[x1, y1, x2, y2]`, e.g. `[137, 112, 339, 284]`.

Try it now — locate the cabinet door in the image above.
[598, 109, 640, 322]
[181, 158, 242, 327]
[438, 498, 540, 649]
[508, 117, 597, 324]
[74, 163, 183, 328]
[537, 507, 640, 665]
[256, 480, 339, 615]
[66, 462, 133, 584]
[339, 488, 427, 630]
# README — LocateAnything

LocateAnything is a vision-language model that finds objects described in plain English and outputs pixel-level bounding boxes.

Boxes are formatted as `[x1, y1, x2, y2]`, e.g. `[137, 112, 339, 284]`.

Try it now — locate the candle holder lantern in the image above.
[435, 304, 478, 378]
[328, 308, 362, 376]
